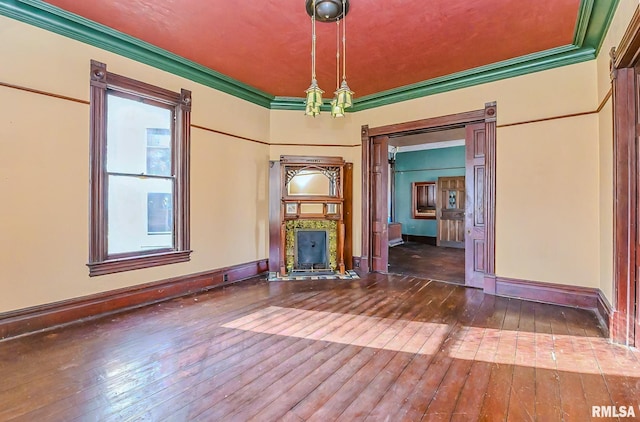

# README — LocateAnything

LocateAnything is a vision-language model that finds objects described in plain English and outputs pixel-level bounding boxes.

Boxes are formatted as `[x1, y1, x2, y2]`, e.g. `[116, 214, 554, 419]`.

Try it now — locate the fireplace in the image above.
[271, 155, 349, 276]
[294, 229, 330, 271]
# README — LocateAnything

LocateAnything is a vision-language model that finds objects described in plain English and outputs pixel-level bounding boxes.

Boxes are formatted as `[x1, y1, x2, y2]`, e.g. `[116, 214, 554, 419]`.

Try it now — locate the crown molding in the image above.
[0, 0, 620, 112]
[0, 0, 274, 108]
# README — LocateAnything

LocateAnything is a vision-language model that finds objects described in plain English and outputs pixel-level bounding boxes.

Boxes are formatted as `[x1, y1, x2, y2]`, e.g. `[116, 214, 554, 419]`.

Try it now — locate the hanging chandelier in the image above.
[304, 0, 354, 117]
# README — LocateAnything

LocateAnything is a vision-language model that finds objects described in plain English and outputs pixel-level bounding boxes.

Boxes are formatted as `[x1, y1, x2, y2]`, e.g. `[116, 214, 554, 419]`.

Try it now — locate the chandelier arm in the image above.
[312, 0, 316, 80]
[342, 0, 346, 80]
[336, 20, 340, 90]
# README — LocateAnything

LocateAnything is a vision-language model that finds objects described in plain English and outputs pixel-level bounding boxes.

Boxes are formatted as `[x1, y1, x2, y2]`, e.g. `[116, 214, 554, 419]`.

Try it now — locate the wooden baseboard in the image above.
[402, 235, 437, 245]
[353, 256, 369, 273]
[0, 259, 268, 341]
[494, 276, 611, 333]
[596, 290, 613, 338]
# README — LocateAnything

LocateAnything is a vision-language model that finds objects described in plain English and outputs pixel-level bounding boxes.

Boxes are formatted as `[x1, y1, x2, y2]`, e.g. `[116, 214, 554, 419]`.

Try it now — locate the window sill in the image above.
[88, 250, 191, 277]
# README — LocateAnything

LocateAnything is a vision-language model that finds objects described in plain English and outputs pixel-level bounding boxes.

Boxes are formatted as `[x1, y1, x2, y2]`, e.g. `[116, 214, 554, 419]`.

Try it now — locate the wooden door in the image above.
[436, 176, 465, 248]
[371, 135, 389, 272]
[465, 123, 486, 288]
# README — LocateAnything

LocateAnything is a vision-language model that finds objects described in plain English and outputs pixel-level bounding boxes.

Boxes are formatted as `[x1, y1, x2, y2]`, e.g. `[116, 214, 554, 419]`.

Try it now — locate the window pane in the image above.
[146, 128, 172, 176]
[107, 175, 174, 255]
[106, 94, 172, 175]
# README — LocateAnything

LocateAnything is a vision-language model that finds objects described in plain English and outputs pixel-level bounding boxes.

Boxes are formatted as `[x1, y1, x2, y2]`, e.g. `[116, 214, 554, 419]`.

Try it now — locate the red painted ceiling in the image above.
[44, 0, 581, 98]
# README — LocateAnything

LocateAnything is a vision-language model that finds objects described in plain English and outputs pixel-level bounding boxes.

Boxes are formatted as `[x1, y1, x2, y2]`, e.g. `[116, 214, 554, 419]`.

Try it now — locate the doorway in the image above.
[360, 103, 497, 291]
[386, 130, 467, 284]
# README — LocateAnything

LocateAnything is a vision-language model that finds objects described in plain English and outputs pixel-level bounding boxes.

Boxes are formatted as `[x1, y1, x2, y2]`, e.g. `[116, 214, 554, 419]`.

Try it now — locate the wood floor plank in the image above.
[333, 282, 453, 421]
[0, 273, 634, 422]
[127, 283, 393, 421]
[551, 308, 592, 421]
[284, 277, 431, 420]
[464, 297, 512, 422]
[363, 286, 473, 420]
[12, 289, 334, 421]
[192, 280, 423, 420]
[394, 287, 487, 420]
[532, 303, 563, 422]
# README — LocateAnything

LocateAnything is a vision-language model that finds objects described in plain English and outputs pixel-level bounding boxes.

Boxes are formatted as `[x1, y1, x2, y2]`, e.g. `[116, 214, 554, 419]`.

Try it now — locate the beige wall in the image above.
[2, 2, 634, 312]
[496, 115, 599, 287]
[0, 16, 270, 313]
[270, 61, 602, 289]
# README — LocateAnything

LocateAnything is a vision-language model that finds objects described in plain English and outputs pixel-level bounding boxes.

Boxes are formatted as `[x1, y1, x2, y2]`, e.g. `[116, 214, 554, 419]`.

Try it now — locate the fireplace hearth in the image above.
[294, 229, 330, 271]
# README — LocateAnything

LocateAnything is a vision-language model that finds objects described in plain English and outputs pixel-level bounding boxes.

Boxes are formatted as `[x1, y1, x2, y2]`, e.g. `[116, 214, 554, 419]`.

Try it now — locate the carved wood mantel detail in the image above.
[275, 156, 347, 276]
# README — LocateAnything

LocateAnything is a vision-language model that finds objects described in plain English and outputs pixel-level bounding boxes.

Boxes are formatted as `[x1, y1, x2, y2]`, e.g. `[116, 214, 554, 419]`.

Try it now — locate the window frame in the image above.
[88, 60, 192, 276]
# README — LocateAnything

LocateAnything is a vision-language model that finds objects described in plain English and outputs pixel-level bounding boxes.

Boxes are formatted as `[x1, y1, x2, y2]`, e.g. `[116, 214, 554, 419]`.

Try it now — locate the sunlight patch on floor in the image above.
[222, 306, 449, 355]
[222, 306, 640, 377]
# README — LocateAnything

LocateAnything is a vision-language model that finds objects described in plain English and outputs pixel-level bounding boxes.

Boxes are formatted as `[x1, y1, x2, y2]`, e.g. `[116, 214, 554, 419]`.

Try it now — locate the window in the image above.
[88, 60, 192, 276]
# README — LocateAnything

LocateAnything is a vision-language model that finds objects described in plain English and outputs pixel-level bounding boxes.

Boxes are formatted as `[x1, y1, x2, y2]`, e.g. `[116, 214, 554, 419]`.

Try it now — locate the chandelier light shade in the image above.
[335, 78, 353, 109]
[330, 98, 345, 118]
[305, 79, 323, 116]
[304, 0, 353, 117]
[305, 79, 324, 107]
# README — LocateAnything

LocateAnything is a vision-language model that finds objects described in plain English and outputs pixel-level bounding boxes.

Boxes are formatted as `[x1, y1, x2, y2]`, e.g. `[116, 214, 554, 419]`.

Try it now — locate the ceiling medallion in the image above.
[305, 0, 350, 23]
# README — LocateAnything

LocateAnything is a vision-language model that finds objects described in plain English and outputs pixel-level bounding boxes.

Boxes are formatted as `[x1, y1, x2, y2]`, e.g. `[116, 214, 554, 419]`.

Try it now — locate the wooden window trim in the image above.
[88, 60, 192, 276]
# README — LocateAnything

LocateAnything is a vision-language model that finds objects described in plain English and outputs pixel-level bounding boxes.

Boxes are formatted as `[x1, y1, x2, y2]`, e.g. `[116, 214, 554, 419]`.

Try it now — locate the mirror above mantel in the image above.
[287, 169, 334, 197]
[283, 165, 341, 200]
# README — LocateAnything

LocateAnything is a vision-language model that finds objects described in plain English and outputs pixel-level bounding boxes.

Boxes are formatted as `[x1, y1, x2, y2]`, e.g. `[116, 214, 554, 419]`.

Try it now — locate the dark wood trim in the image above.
[344, 163, 354, 269]
[402, 235, 437, 245]
[280, 155, 346, 165]
[483, 103, 497, 280]
[611, 66, 638, 345]
[613, 5, 640, 69]
[191, 124, 269, 145]
[362, 104, 497, 286]
[597, 290, 613, 338]
[367, 109, 485, 136]
[352, 256, 362, 270]
[495, 276, 606, 313]
[474, 88, 613, 129]
[611, 7, 640, 347]
[270, 143, 361, 147]
[360, 125, 371, 273]
[597, 88, 612, 113]
[88, 250, 192, 277]
[0, 81, 90, 104]
[89, 60, 107, 269]
[0, 80, 360, 150]
[268, 161, 281, 272]
[0, 259, 268, 341]
[87, 60, 192, 276]
[495, 276, 611, 336]
[484, 275, 497, 295]
[496, 110, 597, 128]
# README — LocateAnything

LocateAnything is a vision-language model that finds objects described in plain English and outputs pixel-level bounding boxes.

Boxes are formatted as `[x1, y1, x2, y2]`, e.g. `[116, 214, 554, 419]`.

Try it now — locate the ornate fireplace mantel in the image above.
[273, 155, 347, 276]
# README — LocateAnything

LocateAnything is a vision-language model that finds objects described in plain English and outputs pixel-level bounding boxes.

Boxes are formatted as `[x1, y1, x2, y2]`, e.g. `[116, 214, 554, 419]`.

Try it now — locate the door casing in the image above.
[361, 102, 497, 290]
[611, 5, 640, 347]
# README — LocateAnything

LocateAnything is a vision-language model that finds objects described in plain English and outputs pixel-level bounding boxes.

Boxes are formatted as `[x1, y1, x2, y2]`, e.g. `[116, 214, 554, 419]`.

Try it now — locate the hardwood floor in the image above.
[388, 242, 465, 284]
[0, 273, 639, 421]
